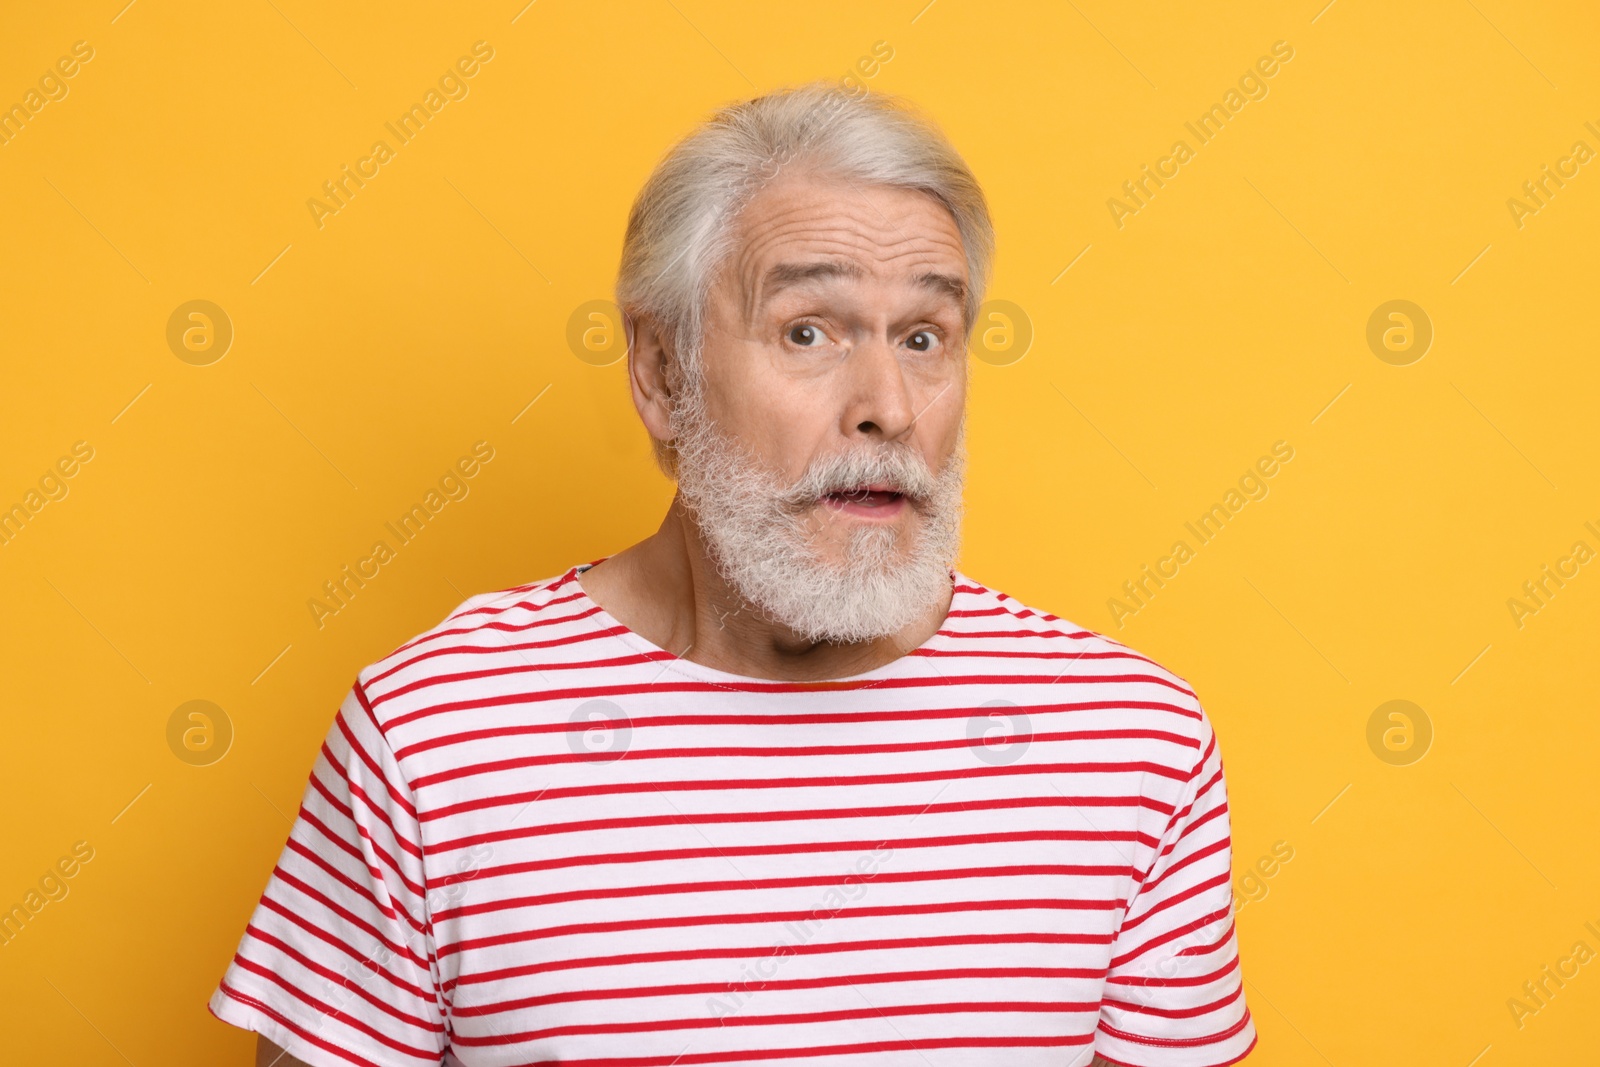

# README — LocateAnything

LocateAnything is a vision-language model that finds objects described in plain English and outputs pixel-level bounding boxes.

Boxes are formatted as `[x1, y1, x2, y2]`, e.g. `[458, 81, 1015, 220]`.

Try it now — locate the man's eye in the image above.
[906, 330, 938, 352]
[787, 324, 825, 347]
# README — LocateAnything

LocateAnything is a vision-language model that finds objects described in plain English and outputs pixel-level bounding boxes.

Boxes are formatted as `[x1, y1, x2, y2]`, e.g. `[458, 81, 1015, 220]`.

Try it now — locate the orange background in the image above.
[1, 1, 1597, 1063]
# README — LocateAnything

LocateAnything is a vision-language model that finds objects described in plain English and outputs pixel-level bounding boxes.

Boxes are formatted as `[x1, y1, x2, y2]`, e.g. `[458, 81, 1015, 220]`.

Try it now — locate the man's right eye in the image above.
[787, 324, 825, 347]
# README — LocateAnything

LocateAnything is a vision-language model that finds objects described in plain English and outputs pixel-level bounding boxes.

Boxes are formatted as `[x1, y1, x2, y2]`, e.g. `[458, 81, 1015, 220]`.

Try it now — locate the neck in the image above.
[576, 494, 952, 682]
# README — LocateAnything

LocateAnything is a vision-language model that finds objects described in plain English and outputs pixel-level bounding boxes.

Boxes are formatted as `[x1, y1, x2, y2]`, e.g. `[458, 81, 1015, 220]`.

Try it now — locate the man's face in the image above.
[701, 170, 968, 550]
[666, 170, 972, 643]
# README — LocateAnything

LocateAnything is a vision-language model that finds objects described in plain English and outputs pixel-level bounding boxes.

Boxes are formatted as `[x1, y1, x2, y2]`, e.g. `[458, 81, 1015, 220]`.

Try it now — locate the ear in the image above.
[627, 311, 675, 449]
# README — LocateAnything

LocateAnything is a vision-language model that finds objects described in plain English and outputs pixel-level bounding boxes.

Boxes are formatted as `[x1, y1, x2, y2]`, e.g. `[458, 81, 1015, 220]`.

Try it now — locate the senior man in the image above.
[213, 83, 1255, 1067]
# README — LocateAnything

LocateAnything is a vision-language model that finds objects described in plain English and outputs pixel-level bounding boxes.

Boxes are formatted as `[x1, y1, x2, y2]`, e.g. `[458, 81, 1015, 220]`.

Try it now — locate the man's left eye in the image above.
[906, 330, 937, 352]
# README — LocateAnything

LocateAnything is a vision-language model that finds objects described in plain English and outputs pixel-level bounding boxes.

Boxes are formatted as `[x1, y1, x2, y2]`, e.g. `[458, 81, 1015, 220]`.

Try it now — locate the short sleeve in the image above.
[208, 679, 447, 1067]
[1095, 710, 1257, 1066]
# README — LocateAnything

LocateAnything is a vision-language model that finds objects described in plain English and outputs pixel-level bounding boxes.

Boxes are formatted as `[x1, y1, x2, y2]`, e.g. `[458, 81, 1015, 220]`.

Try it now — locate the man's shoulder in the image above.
[351, 563, 596, 727]
[953, 570, 1208, 724]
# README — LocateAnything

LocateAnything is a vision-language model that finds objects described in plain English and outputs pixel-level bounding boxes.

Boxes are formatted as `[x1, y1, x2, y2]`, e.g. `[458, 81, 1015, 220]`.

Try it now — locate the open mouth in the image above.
[820, 484, 908, 517]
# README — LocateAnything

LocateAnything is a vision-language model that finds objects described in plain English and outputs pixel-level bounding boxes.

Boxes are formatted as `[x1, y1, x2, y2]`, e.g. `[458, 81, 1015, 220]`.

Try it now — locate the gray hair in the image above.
[614, 81, 995, 479]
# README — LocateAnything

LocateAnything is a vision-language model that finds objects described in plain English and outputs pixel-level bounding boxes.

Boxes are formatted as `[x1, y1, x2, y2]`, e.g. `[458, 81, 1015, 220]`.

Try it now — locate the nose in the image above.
[839, 335, 917, 443]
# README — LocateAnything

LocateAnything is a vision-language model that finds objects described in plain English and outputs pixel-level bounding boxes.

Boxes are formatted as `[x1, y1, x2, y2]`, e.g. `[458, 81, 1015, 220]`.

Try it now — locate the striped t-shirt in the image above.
[209, 561, 1256, 1067]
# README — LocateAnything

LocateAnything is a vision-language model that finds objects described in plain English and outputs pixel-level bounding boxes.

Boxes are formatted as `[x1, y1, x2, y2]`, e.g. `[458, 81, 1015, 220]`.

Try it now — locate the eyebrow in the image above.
[913, 270, 968, 307]
[760, 259, 865, 295]
[758, 260, 967, 309]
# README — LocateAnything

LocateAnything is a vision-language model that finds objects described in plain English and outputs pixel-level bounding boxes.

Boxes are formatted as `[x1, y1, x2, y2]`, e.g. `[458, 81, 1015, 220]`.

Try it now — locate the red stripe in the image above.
[378, 646, 671, 704]
[378, 582, 589, 663]
[1138, 835, 1229, 898]
[406, 700, 1203, 778]
[1109, 906, 1233, 970]
[440, 897, 1124, 959]
[919, 646, 1160, 663]
[310, 749, 424, 876]
[433, 863, 1137, 922]
[1120, 871, 1233, 934]
[240, 923, 444, 1032]
[298, 789, 425, 903]
[454, 965, 1104, 1016]
[380, 672, 1200, 732]
[449, 583, 584, 620]
[945, 627, 1099, 641]
[373, 626, 652, 701]
[409, 726, 1197, 787]
[1098, 1005, 1253, 1049]
[433, 827, 1159, 889]
[320, 749, 424, 861]
[1094, 1029, 1258, 1067]
[381, 616, 655, 682]
[398, 709, 1194, 762]
[227, 953, 442, 1058]
[269, 867, 431, 972]
[1104, 979, 1244, 1020]
[403, 720, 1196, 766]
[518, 1033, 1093, 1067]
[428, 793, 1171, 854]
[446, 931, 1114, 992]
[1138, 800, 1228, 886]
[282, 836, 423, 938]
[418, 761, 1186, 825]
[300, 776, 375, 868]
[1105, 954, 1240, 989]
[341, 693, 420, 824]
[454, 999, 1100, 1045]
[1177, 916, 1238, 958]
[428, 796, 1152, 844]
[252, 894, 434, 1001]
[214, 982, 427, 1067]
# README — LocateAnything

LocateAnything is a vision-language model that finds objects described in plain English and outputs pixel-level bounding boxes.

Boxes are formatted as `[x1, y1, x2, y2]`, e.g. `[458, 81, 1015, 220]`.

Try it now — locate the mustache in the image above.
[774, 445, 939, 508]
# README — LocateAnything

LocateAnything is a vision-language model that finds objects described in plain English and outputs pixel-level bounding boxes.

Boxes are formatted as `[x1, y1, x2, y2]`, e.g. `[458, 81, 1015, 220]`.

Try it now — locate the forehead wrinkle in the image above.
[737, 182, 962, 262]
[728, 203, 968, 326]
[741, 248, 964, 327]
[743, 197, 962, 259]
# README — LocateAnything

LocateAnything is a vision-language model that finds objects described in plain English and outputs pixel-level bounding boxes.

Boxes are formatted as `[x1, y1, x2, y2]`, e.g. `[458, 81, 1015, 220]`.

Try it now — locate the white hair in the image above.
[615, 81, 995, 479]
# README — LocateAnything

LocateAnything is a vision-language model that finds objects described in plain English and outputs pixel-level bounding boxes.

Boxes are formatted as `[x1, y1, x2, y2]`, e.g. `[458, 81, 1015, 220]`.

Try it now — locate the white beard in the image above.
[670, 375, 966, 645]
